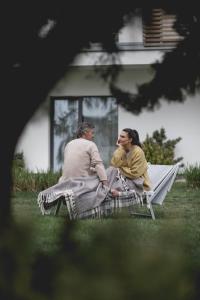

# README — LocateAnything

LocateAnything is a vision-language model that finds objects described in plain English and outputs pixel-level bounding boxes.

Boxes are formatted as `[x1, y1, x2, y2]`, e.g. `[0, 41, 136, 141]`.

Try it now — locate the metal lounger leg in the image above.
[148, 202, 155, 220]
[54, 197, 62, 216]
[130, 194, 156, 220]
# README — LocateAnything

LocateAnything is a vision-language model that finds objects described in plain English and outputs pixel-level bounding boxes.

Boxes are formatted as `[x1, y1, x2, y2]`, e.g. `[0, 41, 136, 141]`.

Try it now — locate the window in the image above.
[143, 8, 183, 47]
[51, 96, 118, 171]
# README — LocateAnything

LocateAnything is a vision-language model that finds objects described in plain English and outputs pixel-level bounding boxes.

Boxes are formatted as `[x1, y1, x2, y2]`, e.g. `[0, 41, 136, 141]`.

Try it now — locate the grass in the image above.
[11, 181, 200, 266]
[10, 182, 200, 299]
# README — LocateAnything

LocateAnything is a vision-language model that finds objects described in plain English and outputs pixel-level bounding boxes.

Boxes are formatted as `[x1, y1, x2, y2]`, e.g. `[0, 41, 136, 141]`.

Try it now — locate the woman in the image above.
[109, 128, 151, 197]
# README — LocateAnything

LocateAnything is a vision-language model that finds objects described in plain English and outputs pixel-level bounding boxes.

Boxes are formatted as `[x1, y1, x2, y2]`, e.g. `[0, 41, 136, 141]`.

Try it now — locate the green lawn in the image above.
[9, 181, 200, 299]
[11, 181, 200, 265]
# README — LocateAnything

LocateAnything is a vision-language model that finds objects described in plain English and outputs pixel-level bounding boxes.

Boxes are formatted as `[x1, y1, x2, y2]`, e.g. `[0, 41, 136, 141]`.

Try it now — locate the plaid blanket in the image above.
[69, 191, 143, 220]
[37, 167, 144, 219]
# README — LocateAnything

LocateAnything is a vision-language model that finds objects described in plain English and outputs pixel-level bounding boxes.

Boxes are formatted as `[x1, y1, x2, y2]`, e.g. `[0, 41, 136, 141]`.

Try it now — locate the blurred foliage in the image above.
[184, 164, 200, 189]
[111, 7, 200, 114]
[0, 219, 197, 300]
[3, 4, 200, 298]
[143, 127, 183, 164]
[0, 223, 34, 300]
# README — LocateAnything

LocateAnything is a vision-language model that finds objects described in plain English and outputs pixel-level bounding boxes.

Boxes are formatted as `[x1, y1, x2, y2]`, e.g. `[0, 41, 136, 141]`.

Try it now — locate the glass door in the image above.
[82, 97, 118, 168]
[51, 96, 118, 171]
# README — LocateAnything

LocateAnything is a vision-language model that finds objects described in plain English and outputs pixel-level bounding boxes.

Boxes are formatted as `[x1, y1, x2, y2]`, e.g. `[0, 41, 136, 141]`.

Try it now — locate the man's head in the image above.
[76, 122, 95, 141]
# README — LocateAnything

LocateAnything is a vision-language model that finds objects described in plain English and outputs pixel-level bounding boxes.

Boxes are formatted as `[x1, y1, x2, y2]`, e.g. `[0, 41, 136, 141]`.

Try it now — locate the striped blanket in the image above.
[37, 166, 144, 219]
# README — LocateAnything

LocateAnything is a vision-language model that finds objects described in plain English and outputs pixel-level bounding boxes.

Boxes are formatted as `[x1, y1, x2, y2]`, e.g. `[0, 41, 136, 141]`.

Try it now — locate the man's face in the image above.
[84, 129, 94, 141]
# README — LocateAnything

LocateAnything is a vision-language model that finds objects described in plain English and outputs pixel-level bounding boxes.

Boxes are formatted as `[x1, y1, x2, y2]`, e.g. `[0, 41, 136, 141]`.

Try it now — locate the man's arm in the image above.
[90, 143, 107, 182]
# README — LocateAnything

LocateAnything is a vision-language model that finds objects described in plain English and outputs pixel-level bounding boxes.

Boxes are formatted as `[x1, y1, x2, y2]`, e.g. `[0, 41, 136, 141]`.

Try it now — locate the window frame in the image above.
[50, 96, 118, 171]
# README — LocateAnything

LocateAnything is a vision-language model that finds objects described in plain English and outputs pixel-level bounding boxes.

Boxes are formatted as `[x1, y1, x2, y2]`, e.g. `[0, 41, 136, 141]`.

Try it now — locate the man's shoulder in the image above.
[66, 139, 77, 146]
[82, 139, 99, 151]
[68, 138, 96, 147]
[86, 139, 98, 149]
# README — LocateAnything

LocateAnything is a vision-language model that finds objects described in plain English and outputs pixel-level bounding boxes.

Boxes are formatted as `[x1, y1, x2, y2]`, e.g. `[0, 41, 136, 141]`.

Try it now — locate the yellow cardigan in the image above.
[111, 145, 151, 191]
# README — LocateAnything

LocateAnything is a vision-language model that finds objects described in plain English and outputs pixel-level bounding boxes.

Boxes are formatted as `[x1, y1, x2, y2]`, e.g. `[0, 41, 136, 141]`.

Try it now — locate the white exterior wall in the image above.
[15, 68, 111, 172]
[16, 66, 200, 171]
[16, 15, 200, 171]
[118, 13, 143, 43]
[116, 68, 200, 166]
[118, 97, 200, 166]
[16, 109, 50, 172]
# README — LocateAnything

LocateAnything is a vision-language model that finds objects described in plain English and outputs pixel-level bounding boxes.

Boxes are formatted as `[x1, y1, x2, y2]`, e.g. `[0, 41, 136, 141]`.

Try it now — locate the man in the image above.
[59, 122, 108, 185]
[38, 122, 109, 217]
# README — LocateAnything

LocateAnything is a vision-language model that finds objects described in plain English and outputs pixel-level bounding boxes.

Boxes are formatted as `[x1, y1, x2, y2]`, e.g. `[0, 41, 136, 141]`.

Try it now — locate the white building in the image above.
[16, 9, 200, 172]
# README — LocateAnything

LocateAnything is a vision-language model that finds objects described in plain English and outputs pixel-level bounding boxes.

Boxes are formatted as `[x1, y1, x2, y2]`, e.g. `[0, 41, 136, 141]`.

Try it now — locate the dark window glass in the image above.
[51, 97, 118, 171]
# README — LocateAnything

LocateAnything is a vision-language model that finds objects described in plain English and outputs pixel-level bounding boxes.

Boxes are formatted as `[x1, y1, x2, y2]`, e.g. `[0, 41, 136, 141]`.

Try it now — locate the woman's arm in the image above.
[120, 149, 147, 179]
[110, 147, 126, 168]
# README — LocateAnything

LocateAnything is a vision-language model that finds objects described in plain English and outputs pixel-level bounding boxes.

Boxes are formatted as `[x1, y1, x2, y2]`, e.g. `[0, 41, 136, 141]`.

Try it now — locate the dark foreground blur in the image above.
[0, 217, 199, 300]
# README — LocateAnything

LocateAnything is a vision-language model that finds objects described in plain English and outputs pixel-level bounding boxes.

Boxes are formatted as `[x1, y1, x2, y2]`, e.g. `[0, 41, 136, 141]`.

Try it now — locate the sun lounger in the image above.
[39, 163, 180, 220]
[131, 162, 181, 220]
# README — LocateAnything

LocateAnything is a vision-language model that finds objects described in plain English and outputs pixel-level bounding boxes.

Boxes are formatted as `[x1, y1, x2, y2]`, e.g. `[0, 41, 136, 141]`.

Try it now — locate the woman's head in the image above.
[118, 128, 142, 148]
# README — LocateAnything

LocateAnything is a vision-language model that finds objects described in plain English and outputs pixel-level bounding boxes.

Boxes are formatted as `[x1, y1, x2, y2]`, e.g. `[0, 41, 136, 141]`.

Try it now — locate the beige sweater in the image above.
[59, 138, 107, 182]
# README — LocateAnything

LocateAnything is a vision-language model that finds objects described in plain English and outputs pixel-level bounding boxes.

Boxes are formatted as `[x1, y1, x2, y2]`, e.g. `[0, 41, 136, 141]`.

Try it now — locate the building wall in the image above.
[15, 67, 110, 172]
[119, 98, 200, 166]
[16, 66, 200, 171]
[116, 68, 200, 166]
[118, 12, 143, 43]
[16, 108, 50, 172]
[16, 14, 200, 171]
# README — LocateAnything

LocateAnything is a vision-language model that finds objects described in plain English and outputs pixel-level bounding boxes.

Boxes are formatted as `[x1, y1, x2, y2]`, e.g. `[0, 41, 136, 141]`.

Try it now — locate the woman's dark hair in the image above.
[122, 128, 142, 148]
[76, 122, 95, 138]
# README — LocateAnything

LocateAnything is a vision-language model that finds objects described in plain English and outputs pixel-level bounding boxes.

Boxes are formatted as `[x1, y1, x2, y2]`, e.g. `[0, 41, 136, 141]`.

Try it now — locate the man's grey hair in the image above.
[76, 122, 95, 138]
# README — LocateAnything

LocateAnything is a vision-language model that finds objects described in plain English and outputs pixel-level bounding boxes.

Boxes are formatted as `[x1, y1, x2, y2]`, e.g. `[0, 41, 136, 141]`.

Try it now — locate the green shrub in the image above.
[184, 164, 200, 189]
[13, 152, 25, 169]
[12, 167, 61, 192]
[12, 152, 61, 192]
[142, 128, 183, 164]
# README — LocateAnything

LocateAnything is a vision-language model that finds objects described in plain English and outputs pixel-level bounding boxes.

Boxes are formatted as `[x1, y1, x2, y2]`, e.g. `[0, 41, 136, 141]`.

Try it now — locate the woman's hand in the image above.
[101, 180, 109, 187]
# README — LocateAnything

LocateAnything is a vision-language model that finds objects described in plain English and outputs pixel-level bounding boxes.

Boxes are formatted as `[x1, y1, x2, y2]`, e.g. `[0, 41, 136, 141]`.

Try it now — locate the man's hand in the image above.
[110, 189, 120, 197]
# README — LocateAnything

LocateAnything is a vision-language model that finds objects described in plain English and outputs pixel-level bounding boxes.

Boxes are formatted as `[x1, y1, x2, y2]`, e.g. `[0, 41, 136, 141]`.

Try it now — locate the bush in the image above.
[12, 168, 61, 192]
[12, 152, 61, 192]
[184, 164, 200, 189]
[142, 128, 183, 164]
[13, 152, 25, 169]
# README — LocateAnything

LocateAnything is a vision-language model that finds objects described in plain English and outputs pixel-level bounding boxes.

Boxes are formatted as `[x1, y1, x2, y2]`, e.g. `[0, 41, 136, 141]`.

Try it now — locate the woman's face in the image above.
[117, 131, 132, 147]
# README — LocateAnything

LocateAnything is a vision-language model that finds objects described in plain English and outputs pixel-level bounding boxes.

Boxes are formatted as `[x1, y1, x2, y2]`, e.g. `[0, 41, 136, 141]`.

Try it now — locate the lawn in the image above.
[10, 181, 200, 299]
[11, 181, 200, 266]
